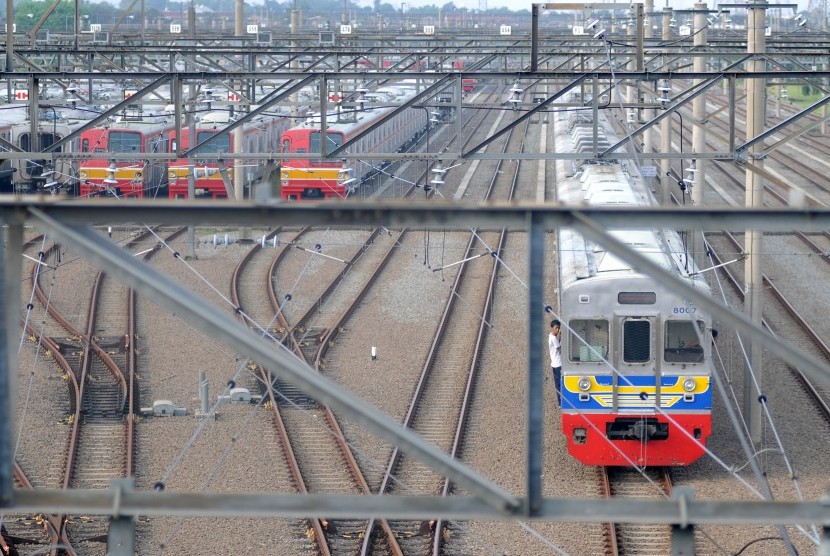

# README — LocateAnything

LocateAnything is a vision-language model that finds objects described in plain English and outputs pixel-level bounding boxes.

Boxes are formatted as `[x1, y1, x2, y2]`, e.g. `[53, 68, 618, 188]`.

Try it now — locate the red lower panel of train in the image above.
[561, 412, 711, 466]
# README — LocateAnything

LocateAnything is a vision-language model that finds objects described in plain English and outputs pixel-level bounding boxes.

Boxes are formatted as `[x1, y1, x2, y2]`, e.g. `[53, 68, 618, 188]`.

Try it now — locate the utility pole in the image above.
[690, 2, 708, 268]
[659, 7, 672, 205]
[5, 0, 14, 102]
[744, 0, 766, 446]
[234, 0, 244, 202]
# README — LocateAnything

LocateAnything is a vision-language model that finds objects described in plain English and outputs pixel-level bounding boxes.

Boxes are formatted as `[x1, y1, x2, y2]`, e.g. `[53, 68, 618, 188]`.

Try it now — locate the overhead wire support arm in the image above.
[599, 75, 724, 158]
[45, 75, 172, 154]
[737, 93, 830, 157]
[464, 74, 588, 158]
[182, 75, 317, 158]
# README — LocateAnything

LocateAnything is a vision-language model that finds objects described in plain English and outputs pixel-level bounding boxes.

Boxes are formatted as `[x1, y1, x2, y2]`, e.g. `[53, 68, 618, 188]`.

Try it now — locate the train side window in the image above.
[664, 320, 705, 363]
[282, 139, 290, 153]
[568, 319, 609, 362]
[82, 139, 89, 152]
[623, 320, 651, 363]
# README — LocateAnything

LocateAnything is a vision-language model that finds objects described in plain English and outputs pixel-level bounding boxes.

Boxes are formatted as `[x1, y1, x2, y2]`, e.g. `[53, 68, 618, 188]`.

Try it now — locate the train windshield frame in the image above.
[309, 131, 344, 164]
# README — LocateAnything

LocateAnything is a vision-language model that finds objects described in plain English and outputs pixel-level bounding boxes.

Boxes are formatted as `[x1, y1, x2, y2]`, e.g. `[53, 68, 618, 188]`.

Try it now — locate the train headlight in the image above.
[79, 171, 87, 179]
[577, 377, 591, 391]
[682, 378, 696, 392]
[135, 171, 142, 178]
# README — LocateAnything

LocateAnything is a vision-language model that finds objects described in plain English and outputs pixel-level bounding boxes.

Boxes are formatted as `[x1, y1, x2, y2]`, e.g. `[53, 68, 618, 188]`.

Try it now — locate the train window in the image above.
[623, 320, 651, 363]
[568, 319, 609, 362]
[664, 321, 705, 363]
[109, 131, 141, 153]
[327, 132, 344, 150]
[281, 139, 290, 153]
[82, 139, 89, 152]
[618, 292, 656, 304]
[195, 131, 230, 154]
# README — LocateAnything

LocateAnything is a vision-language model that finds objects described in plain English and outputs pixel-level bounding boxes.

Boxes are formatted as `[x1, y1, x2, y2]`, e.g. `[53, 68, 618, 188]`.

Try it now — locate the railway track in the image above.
[217, 80, 513, 556]
[232, 225, 406, 555]
[603, 467, 674, 555]
[361, 91, 532, 555]
[7, 228, 186, 555]
[704, 231, 830, 425]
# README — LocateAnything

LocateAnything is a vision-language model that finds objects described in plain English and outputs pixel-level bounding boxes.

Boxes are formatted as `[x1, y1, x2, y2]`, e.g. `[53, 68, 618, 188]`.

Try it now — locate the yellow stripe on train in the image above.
[80, 168, 143, 180]
[281, 168, 341, 182]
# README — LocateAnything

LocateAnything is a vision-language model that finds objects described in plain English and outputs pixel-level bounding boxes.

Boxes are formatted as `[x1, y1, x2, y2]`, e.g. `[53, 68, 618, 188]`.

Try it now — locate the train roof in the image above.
[286, 81, 419, 136]
[556, 113, 707, 291]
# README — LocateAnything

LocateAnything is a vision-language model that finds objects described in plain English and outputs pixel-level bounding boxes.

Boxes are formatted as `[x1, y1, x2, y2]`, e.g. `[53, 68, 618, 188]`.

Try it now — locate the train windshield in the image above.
[568, 319, 609, 363]
[108, 131, 142, 153]
[19, 133, 58, 176]
[664, 321, 705, 363]
[623, 319, 651, 363]
[309, 131, 344, 154]
[193, 131, 230, 154]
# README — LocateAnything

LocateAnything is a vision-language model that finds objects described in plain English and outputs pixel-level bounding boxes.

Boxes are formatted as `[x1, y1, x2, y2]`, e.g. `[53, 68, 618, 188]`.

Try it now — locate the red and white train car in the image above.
[278, 83, 424, 200]
[78, 114, 173, 198]
[168, 109, 295, 199]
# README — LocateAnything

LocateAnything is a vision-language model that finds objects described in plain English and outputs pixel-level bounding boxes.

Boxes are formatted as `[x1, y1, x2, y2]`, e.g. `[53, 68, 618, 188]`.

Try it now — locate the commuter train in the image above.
[9, 118, 84, 194]
[168, 109, 294, 199]
[78, 112, 174, 198]
[0, 105, 28, 192]
[278, 81, 426, 200]
[78, 106, 296, 199]
[0, 106, 83, 194]
[554, 104, 713, 467]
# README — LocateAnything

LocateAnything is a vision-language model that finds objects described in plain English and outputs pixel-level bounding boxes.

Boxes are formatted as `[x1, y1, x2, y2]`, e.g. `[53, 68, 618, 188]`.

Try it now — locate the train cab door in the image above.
[615, 315, 656, 411]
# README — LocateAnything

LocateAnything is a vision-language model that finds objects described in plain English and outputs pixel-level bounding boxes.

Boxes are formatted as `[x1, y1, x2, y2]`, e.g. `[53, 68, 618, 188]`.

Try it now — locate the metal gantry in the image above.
[3, 200, 830, 554]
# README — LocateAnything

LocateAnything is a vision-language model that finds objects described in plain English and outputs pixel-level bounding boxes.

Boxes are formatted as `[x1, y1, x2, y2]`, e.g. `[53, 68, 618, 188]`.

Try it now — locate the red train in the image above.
[79, 115, 173, 198]
[168, 110, 294, 199]
[78, 108, 296, 199]
[168, 118, 231, 199]
[278, 82, 425, 200]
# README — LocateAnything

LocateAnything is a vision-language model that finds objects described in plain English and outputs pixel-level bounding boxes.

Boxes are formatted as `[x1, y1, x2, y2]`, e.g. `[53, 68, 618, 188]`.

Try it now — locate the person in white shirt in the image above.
[549, 319, 562, 406]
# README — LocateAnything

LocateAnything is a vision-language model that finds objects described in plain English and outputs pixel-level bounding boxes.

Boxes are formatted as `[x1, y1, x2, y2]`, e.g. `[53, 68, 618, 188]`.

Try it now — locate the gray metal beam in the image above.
[327, 76, 455, 159]
[181, 75, 317, 158]
[1, 200, 829, 234]
[10, 488, 830, 524]
[0, 223, 20, 508]
[527, 215, 544, 516]
[26, 207, 520, 516]
[464, 75, 588, 157]
[0, 151, 734, 163]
